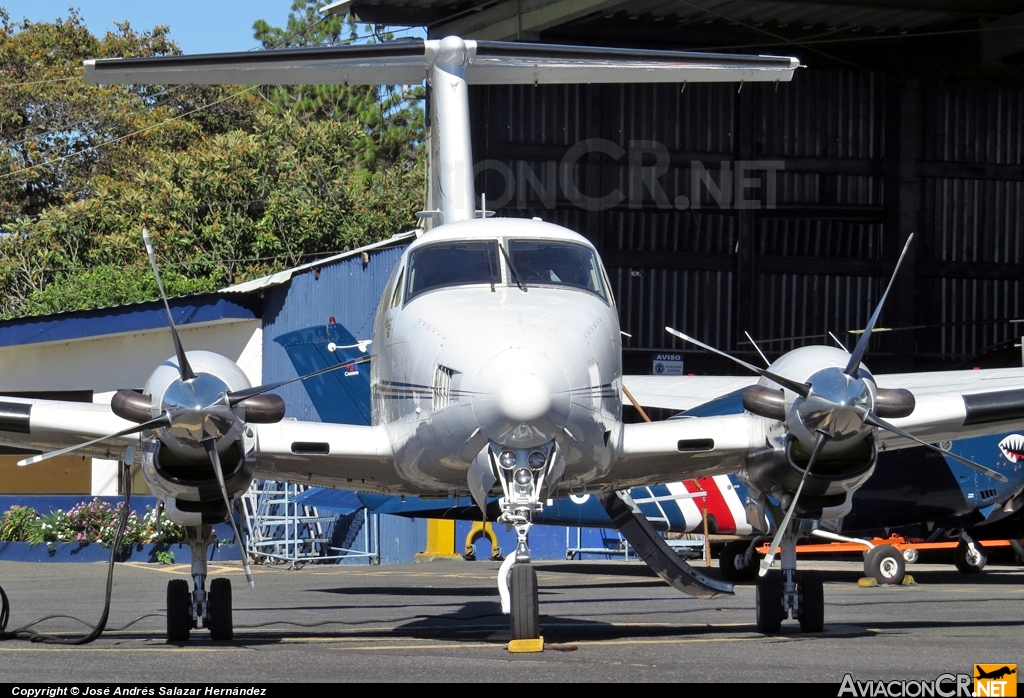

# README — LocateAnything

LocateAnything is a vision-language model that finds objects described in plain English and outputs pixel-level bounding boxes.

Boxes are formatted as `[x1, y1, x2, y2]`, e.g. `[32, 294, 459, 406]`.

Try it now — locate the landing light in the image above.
[499, 451, 518, 469]
[514, 468, 533, 486]
[528, 451, 546, 469]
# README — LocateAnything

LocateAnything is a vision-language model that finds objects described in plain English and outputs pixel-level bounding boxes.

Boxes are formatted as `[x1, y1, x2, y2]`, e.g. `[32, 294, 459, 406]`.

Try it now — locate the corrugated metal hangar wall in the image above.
[471, 74, 1024, 375]
[348, 0, 1024, 376]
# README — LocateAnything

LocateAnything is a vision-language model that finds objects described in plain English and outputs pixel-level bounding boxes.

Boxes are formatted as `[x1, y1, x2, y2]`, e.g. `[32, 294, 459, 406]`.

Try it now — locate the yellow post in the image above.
[415, 519, 462, 560]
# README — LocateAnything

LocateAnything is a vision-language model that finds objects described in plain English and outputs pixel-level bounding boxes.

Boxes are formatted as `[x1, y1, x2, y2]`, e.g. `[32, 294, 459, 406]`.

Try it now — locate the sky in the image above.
[1, 1, 297, 53]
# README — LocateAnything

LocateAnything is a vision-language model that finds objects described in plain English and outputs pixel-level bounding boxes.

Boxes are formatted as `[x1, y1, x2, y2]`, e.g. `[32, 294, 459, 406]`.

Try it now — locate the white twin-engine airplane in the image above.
[2, 36, 1024, 642]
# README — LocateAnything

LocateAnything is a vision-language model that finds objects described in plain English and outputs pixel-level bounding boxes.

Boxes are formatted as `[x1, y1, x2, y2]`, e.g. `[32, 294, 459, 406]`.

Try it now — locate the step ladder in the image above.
[241, 480, 375, 565]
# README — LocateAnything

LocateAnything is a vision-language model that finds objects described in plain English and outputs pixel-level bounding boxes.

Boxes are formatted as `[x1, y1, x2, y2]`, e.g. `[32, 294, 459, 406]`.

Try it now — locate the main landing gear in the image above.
[166, 525, 234, 642]
[953, 535, 987, 574]
[756, 522, 824, 634]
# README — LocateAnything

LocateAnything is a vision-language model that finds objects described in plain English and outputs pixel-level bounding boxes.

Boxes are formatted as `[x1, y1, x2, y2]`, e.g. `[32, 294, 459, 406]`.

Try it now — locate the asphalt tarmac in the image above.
[0, 557, 1021, 683]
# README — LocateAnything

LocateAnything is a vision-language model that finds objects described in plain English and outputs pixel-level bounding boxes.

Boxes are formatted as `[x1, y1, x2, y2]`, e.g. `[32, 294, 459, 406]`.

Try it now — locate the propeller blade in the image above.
[828, 331, 849, 352]
[744, 331, 771, 368]
[202, 439, 255, 589]
[666, 327, 811, 398]
[18, 414, 170, 466]
[143, 228, 196, 382]
[759, 430, 830, 576]
[864, 412, 1008, 483]
[226, 354, 372, 406]
[844, 234, 914, 378]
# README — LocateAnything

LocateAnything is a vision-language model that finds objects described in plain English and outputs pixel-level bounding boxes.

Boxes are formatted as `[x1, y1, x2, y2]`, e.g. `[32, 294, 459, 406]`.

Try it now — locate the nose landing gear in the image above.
[489, 443, 560, 642]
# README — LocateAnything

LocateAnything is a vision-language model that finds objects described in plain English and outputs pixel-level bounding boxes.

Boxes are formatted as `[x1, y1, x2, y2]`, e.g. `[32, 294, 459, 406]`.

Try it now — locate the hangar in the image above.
[348, 0, 1024, 375]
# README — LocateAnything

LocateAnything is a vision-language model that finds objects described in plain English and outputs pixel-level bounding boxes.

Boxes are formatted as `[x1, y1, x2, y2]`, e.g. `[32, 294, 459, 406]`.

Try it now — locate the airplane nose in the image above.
[499, 373, 552, 423]
[471, 347, 571, 449]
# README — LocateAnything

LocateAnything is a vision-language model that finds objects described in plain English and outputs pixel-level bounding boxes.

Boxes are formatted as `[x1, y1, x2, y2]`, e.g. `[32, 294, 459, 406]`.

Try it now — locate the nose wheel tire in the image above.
[953, 540, 987, 574]
[166, 579, 192, 642]
[509, 564, 540, 641]
[797, 571, 824, 633]
[863, 544, 906, 585]
[719, 540, 759, 582]
[755, 571, 784, 634]
[208, 577, 233, 641]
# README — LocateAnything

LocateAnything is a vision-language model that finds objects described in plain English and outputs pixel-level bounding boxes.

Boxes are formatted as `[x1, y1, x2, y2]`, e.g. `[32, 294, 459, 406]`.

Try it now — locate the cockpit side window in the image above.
[390, 266, 405, 308]
[507, 240, 608, 301]
[406, 240, 501, 301]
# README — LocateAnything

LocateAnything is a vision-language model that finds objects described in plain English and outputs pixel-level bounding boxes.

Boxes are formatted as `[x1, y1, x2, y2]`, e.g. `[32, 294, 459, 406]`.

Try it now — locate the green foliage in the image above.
[0, 504, 40, 541]
[155, 549, 175, 565]
[0, 7, 426, 318]
[0, 501, 186, 547]
[252, 2, 425, 169]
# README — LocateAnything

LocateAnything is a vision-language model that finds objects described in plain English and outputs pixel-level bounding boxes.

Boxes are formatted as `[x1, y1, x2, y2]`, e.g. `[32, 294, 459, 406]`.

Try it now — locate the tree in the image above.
[252, 1, 425, 169]
[0, 9, 425, 318]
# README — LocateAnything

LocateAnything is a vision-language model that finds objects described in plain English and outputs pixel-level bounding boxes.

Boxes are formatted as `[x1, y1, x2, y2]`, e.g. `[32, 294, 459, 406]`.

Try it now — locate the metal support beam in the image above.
[735, 84, 755, 353]
[884, 78, 921, 371]
[429, 0, 626, 41]
[984, 11, 1024, 59]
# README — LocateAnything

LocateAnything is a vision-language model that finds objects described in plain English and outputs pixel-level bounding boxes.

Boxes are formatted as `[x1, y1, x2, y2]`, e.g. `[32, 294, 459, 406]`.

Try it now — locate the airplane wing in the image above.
[609, 367, 1024, 489]
[623, 375, 755, 411]
[0, 396, 136, 458]
[600, 413, 757, 489]
[877, 367, 1024, 446]
[251, 420, 404, 493]
[0, 394, 405, 493]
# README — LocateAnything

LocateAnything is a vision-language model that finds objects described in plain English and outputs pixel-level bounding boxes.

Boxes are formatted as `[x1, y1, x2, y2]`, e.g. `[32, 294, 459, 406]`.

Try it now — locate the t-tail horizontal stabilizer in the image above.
[599, 492, 733, 599]
[83, 38, 798, 228]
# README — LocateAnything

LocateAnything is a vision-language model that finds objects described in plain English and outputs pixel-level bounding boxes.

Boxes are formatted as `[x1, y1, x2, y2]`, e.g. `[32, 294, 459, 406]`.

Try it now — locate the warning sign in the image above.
[653, 353, 684, 376]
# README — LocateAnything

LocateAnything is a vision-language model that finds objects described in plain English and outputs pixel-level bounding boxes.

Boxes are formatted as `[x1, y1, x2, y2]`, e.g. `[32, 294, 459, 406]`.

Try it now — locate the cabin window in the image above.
[507, 240, 608, 300]
[406, 240, 500, 300]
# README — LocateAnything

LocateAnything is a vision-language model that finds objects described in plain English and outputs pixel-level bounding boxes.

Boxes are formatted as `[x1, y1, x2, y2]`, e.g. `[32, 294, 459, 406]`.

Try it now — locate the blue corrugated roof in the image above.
[0, 292, 262, 348]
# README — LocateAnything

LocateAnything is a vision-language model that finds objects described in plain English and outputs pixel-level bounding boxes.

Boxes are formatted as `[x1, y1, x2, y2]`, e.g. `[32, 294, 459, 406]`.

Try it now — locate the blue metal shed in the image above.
[228, 231, 421, 563]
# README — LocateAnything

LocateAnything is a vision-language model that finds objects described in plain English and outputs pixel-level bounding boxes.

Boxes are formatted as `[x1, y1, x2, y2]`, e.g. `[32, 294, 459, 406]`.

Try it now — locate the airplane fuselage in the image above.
[371, 218, 623, 493]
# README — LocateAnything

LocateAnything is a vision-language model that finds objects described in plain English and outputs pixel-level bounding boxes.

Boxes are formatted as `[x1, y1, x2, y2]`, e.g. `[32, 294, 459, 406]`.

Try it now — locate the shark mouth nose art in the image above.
[998, 434, 1024, 463]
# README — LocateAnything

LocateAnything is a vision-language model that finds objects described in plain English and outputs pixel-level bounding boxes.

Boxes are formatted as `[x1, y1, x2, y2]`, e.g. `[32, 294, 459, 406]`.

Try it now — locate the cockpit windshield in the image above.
[507, 240, 608, 300]
[406, 240, 500, 301]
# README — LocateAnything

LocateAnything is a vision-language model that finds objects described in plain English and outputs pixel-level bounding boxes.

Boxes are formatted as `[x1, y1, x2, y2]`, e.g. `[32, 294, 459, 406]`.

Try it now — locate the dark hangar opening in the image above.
[351, 0, 1024, 375]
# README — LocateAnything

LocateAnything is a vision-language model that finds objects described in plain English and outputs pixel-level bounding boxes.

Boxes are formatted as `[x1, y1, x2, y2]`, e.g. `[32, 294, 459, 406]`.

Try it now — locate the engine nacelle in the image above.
[116, 350, 272, 527]
[140, 430, 257, 527]
[741, 435, 877, 520]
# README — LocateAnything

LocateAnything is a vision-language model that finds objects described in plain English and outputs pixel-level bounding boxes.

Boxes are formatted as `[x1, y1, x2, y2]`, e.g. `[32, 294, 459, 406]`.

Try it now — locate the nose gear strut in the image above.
[482, 442, 562, 641]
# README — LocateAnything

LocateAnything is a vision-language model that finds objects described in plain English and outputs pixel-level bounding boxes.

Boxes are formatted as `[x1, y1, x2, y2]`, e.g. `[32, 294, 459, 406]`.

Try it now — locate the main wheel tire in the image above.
[208, 577, 233, 641]
[719, 540, 759, 582]
[755, 571, 784, 634]
[509, 564, 540, 641]
[797, 570, 824, 633]
[166, 579, 192, 642]
[864, 544, 906, 585]
[954, 539, 987, 574]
